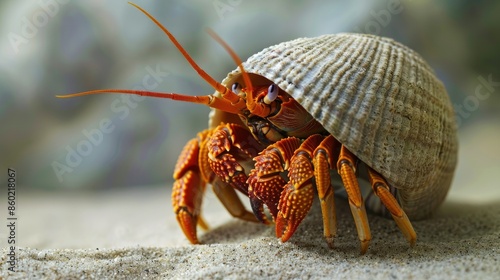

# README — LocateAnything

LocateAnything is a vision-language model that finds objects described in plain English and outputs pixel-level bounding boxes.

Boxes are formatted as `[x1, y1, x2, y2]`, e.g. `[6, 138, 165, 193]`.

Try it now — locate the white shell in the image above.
[210, 33, 458, 220]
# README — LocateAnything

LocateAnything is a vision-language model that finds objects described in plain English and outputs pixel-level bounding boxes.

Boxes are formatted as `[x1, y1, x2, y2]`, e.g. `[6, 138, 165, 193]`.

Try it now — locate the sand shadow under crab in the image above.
[198, 195, 500, 259]
[199, 197, 365, 248]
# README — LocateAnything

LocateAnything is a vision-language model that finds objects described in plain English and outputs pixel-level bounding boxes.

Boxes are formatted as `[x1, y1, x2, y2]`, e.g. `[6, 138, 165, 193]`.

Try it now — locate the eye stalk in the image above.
[263, 84, 279, 104]
[231, 83, 242, 94]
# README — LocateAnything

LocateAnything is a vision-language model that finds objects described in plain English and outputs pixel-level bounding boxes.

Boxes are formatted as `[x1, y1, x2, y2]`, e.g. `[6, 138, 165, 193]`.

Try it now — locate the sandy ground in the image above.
[1, 186, 499, 279]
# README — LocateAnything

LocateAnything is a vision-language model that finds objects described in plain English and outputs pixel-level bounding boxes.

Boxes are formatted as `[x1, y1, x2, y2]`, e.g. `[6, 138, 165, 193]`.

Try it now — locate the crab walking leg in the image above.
[367, 168, 417, 246]
[211, 177, 259, 222]
[247, 137, 302, 224]
[247, 168, 285, 224]
[172, 132, 211, 244]
[312, 135, 340, 248]
[276, 135, 325, 242]
[337, 146, 372, 254]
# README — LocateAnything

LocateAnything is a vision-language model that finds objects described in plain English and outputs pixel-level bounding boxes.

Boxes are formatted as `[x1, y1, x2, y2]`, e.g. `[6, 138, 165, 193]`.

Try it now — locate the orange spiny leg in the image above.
[247, 137, 302, 224]
[337, 145, 371, 254]
[312, 135, 341, 248]
[207, 123, 263, 222]
[367, 168, 417, 246]
[276, 135, 325, 242]
[172, 130, 211, 244]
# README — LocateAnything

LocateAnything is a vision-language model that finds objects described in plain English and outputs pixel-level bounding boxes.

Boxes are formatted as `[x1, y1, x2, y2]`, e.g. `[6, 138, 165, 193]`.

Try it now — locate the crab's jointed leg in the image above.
[367, 168, 417, 246]
[210, 177, 258, 223]
[172, 130, 211, 244]
[312, 135, 340, 248]
[337, 145, 372, 254]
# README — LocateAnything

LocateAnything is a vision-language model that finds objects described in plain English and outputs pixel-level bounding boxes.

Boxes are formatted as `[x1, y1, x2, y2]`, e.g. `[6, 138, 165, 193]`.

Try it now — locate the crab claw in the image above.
[247, 169, 286, 224]
[172, 170, 206, 244]
[275, 136, 321, 242]
[247, 137, 301, 224]
[276, 181, 315, 242]
[248, 193, 267, 224]
[176, 209, 198, 244]
[172, 136, 210, 244]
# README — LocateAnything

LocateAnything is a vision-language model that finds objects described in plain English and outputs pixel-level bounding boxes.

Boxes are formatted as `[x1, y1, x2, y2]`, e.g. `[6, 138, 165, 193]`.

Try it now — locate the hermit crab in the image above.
[59, 3, 458, 254]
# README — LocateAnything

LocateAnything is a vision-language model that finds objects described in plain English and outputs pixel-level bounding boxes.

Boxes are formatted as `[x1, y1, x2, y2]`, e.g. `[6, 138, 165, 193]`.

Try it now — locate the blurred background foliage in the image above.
[1, 0, 499, 191]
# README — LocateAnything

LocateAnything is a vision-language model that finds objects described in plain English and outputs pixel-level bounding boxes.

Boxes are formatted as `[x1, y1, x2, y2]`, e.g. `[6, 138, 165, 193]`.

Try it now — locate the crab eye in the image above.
[231, 83, 241, 94]
[264, 84, 279, 104]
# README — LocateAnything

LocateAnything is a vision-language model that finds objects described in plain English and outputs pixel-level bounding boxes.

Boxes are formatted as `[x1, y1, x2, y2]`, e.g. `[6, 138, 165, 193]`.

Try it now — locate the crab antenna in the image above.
[128, 2, 245, 110]
[56, 89, 242, 114]
[205, 29, 256, 109]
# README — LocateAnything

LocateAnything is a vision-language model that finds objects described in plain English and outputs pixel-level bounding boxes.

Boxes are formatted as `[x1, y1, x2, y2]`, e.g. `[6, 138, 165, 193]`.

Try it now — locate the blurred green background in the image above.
[1, 0, 499, 197]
